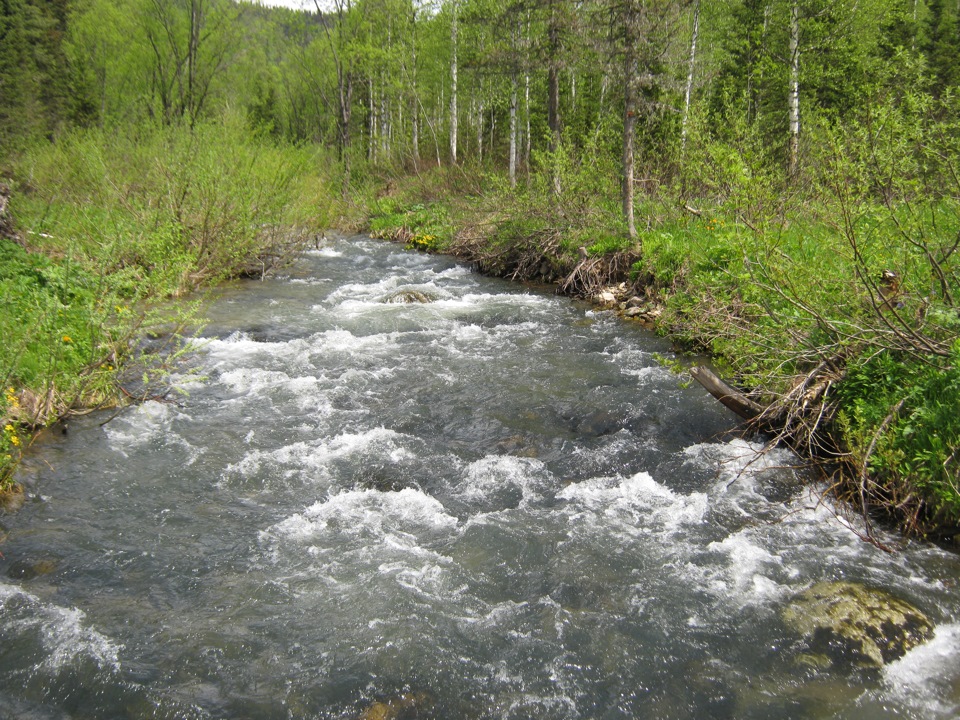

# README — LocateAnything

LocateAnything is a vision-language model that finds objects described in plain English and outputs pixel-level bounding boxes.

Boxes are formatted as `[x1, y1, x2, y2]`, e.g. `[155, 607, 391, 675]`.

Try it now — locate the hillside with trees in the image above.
[1, 0, 958, 541]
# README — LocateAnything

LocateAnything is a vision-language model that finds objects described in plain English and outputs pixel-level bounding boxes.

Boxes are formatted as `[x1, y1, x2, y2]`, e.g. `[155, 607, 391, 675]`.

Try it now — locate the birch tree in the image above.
[313, 0, 359, 198]
[680, 0, 701, 151]
[450, 0, 459, 163]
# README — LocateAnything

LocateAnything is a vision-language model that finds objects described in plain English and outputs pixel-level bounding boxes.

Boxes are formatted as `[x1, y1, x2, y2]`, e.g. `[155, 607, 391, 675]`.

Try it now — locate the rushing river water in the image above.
[2, 235, 959, 719]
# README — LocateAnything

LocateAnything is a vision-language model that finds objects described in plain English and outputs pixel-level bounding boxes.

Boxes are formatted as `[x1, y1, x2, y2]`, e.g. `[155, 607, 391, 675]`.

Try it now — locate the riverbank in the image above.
[363, 165, 960, 544]
[0, 118, 341, 496]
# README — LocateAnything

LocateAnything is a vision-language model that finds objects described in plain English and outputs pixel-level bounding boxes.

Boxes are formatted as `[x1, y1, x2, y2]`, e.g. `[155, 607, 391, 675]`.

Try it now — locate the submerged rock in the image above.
[782, 581, 934, 668]
[7, 558, 57, 581]
[384, 290, 435, 304]
[359, 692, 431, 720]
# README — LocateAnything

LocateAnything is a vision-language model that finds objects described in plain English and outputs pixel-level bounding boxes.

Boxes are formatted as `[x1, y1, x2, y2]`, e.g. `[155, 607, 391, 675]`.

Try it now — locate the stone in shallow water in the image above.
[359, 692, 430, 720]
[384, 290, 435, 304]
[6, 559, 57, 581]
[782, 580, 934, 667]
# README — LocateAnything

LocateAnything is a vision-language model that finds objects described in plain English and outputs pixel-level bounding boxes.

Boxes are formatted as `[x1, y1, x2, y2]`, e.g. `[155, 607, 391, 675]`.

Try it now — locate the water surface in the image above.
[2, 235, 959, 719]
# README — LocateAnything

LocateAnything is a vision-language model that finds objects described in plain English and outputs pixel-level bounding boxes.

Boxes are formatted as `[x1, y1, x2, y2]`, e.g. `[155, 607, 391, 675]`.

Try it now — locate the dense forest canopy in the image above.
[3, 0, 956, 179]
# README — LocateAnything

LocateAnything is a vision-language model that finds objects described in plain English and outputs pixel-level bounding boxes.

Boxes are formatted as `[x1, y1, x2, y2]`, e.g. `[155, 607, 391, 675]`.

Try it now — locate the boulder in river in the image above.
[782, 580, 934, 668]
[384, 290, 435, 304]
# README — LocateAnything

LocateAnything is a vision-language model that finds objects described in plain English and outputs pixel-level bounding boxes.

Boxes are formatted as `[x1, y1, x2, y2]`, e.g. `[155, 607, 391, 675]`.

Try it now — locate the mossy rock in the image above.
[782, 581, 934, 668]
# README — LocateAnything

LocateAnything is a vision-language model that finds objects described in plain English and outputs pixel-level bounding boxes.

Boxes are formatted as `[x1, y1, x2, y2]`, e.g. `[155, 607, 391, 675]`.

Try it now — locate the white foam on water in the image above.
[377, 556, 454, 602]
[310, 328, 403, 358]
[683, 437, 797, 496]
[558, 471, 709, 536]
[222, 427, 408, 485]
[0, 583, 121, 671]
[620, 364, 669, 384]
[879, 623, 960, 719]
[203, 334, 316, 379]
[104, 400, 191, 458]
[217, 367, 317, 396]
[461, 455, 552, 509]
[323, 275, 455, 309]
[264, 487, 459, 546]
[703, 532, 789, 606]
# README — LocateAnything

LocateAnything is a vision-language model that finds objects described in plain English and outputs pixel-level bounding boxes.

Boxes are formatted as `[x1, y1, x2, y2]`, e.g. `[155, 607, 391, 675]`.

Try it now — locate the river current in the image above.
[1, 235, 959, 719]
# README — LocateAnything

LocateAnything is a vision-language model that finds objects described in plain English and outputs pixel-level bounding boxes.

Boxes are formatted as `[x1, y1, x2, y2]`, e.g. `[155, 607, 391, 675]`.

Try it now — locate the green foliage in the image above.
[585, 233, 633, 257]
[15, 113, 334, 296]
[369, 199, 452, 253]
[837, 346, 960, 522]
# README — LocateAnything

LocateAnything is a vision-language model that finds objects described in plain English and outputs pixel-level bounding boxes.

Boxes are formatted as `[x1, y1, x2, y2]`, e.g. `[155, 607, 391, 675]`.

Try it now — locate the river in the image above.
[1, 235, 958, 719]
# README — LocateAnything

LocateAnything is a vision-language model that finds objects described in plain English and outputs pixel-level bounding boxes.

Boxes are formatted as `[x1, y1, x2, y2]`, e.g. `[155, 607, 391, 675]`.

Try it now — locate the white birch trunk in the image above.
[369, 78, 376, 162]
[680, 0, 700, 152]
[411, 18, 420, 167]
[509, 73, 518, 188]
[450, 0, 458, 165]
[788, 0, 800, 176]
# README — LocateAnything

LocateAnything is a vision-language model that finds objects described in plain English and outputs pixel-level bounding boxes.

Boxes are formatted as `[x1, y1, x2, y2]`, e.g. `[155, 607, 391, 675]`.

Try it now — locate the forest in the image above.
[1, 0, 959, 540]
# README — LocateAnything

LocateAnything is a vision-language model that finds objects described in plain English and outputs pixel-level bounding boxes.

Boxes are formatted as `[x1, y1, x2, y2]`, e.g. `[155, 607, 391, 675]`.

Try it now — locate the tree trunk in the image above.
[450, 0, 458, 165]
[411, 12, 420, 168]
[680, 0, 700, 152]
[623, 46, 637, 241]
[788, 0, 800, 177]
[339, 68, 353, 200]
[368, 77, 376, 162]
[548, 0, 561, 195]
[509, 70, 518, 189]
[524, 11, 532, 182]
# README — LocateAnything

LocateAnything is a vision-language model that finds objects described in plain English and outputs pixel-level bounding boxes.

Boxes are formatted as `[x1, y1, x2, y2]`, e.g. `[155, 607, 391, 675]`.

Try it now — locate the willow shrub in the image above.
[15, 112, 336, 296]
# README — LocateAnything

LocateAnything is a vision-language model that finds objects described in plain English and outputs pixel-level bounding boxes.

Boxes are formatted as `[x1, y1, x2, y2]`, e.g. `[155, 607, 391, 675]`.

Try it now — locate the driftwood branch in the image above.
[690, 366, 765, 421]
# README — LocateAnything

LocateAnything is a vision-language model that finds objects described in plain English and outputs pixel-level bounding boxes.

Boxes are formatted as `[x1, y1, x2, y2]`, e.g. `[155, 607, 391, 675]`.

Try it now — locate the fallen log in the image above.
[690, 366, 766, 422]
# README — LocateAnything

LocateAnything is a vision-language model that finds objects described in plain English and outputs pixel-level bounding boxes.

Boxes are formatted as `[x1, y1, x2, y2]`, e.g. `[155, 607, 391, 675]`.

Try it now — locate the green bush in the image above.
[837, 345, 960, 524]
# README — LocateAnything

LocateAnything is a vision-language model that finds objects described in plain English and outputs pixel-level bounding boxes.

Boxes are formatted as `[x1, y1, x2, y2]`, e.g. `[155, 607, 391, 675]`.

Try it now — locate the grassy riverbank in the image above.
[0, 115, 341, 495]
[364, 142, 960, 542]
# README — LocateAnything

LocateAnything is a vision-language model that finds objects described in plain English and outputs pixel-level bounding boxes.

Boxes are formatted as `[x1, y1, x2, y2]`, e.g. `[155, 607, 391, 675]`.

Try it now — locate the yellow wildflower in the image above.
[62, 335, 72, 343]
[10, 436, 19, 447]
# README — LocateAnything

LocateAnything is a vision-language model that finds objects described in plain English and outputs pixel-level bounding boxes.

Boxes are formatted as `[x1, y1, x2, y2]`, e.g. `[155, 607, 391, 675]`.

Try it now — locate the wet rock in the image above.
[356, 465, 416, 493]
[574, 410, 621, 437]
[7, 558, 57, 580]
[494, 434, 538, 458]
[359, 692, 431, 720]
[385, 290, 435, 304]
[782, 581, 934, 668]
[595, 290, 618, 306]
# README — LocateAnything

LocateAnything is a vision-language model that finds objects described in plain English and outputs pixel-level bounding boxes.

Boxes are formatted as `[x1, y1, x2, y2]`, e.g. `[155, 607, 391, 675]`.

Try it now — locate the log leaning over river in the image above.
[690, 366, 766, 423]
